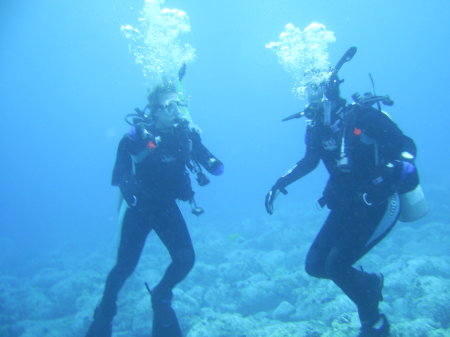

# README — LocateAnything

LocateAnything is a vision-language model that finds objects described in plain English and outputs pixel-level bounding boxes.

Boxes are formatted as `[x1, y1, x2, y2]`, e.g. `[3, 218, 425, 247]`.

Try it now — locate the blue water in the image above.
[1, 1, 449, 336]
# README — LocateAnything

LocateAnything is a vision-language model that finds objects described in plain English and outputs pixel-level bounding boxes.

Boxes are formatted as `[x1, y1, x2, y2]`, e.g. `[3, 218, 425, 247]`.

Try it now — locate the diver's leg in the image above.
[85, 206, 151, 337]
[150, 200, 195, 337]
[305, 209, 343, 278]
[305, 198, 397, 333]
[330, 198, 398, 328]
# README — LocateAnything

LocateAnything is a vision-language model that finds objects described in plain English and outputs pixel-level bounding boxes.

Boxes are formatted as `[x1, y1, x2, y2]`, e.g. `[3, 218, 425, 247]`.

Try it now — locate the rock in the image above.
[273, 301, 296, 321]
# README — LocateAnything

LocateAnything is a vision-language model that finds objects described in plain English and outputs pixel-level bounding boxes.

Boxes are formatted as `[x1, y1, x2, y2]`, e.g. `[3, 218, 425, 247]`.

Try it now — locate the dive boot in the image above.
[365, 272, 384, 302]
[358, 272, 384, 326]
[358, 314, 390, 337]
[85, 303, 117, 337]
[151, 287, 182, 337]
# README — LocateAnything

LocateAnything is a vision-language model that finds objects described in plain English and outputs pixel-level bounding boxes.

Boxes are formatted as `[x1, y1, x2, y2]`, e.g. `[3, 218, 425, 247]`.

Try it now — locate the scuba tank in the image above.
[398, 184, 428, 222]
[395, 154, 428, 222]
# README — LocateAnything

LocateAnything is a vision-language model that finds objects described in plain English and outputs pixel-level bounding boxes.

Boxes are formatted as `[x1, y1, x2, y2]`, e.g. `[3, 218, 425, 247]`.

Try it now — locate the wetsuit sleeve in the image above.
[365, 108, 417, 161]
[190, 129, 224, 175]
[274, 126, 321, 189]
[111, 136, 133, 186]
[361, 107, 420, 196]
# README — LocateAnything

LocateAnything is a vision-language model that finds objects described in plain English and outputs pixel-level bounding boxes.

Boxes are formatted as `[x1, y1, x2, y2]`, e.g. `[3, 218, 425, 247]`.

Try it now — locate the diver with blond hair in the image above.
[85, 68, 223, 337]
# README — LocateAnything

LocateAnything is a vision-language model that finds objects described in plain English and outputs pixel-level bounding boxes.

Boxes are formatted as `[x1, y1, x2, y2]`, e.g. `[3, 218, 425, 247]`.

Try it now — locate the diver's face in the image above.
[306, 83, 324, 104]
[154, 93, 182, 129]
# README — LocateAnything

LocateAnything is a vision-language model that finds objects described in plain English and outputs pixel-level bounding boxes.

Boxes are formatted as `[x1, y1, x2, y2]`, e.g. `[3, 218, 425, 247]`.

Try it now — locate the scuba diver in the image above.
[265, 47, 426, 337]
[85, 66, 224, 337]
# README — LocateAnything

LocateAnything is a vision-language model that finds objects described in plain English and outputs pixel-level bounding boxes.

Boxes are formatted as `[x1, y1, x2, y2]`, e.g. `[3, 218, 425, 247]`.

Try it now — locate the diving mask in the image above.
[160, 99, 186, 116]
[306, 83, 325, 104]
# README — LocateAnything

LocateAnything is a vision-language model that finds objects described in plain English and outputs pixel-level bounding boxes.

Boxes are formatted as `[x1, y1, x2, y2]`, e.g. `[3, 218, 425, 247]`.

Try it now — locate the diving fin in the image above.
[146, 283, 182, 337]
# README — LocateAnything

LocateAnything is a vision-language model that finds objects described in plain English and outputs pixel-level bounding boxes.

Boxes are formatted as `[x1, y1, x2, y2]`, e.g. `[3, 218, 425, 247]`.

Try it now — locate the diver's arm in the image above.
[273, 125, 321, 189]
[368, 108, 417, 160]
[111, 137, 133, 186]
[367, 109, 419, 194]
[265, 149, 319, 215]
[265, 127, 320, 215]
[111, 136, 139, 207]
[190, 129, 224, 175]
[273, 147, 321, 189]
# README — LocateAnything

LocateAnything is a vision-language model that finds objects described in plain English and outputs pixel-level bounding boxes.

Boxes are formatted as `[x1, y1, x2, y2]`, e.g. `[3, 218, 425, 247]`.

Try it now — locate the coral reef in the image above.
[1, 192, 449, 337]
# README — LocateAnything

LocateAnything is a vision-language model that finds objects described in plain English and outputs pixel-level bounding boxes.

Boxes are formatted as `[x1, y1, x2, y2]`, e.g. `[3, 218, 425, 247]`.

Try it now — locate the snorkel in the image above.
[329, 46, 357, 87]
[329, 47, 357, 172]
[282, 46, 357, 123]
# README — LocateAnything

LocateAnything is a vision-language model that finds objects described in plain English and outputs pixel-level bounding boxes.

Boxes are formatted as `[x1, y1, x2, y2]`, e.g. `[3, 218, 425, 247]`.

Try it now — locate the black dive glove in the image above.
[265, 180, 288, 215]
[119, 174, 140, 207]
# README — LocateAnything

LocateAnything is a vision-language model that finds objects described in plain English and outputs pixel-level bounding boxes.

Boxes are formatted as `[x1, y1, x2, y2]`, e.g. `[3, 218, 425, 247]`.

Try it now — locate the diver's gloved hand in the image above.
[391, 160, 419, 193]
[399, 160, 415, 177]
[128, 124, 145, 141]
[211, 161, 224, 176]
[366, 162, 399, 204]
[366, 160, 418, 205]
[265, 180, 288, 215]
[204, 157, 224, 176]
[119, 174, 140, 207]
[128, 124, 159, 148]
[377, 160, 416, 184]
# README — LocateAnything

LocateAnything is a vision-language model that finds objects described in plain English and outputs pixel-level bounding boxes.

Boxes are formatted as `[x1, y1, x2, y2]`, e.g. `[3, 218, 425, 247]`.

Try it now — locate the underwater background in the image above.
[1, 0, 449, 336]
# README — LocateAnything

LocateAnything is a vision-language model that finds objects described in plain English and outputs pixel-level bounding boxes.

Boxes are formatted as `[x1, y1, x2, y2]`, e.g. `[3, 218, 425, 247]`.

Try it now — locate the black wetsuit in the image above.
[274, 104, 416, 325]
[86, 122, 223, 337]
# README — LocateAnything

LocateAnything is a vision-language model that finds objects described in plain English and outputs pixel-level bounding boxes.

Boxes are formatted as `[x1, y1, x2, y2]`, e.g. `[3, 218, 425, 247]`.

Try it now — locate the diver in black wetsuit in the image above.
[85, 82, 224, 337]
[265, 47, 422, 337]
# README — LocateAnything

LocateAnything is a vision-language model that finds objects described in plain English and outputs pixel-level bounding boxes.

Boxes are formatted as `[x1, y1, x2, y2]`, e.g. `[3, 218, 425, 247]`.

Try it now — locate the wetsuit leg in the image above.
[85, 206, 152, 337]
[150, 200, 195, 337]
[305, 198, 398, 326]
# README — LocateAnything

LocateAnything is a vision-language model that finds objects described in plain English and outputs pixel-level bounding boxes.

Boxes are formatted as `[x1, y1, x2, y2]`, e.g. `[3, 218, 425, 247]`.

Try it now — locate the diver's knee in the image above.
[174, 248, 195, 273]
[305, 249, 332, 278]
[305, 259, 325, 278]
[323, 248, 345, 280]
